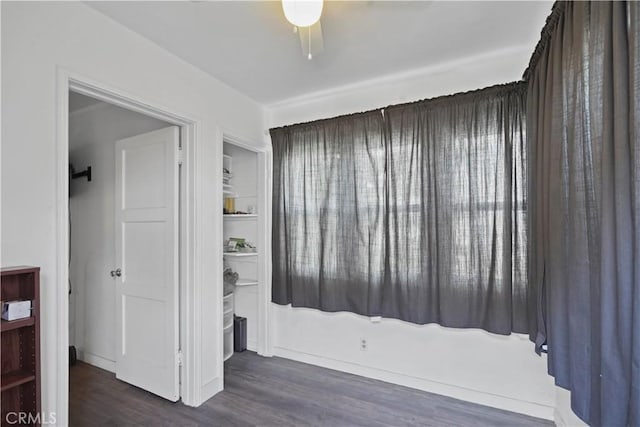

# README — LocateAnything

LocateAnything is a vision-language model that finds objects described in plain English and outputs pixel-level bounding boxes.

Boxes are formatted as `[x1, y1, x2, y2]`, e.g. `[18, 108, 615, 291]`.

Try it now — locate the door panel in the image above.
[122, 142, 168, 210]
[114, 126, 180, 402]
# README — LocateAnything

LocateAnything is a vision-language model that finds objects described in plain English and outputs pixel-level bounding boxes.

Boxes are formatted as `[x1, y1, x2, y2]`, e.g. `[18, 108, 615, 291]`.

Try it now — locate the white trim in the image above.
[265, 45, 531, 110]
[261, 147, 273, 357]
[79, 353, 116, 374]
[56, 68, 203, 423]
[68, 100, 110, 118]
[553, 387, 587, 427]
[554, 407, 569, 427]
[273, 346, 555, 421]
[55, 73, 70, 426]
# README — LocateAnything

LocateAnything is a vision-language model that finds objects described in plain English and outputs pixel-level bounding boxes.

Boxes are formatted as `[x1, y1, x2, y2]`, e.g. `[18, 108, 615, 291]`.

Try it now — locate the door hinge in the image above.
[177, 147, 184, 165]
[177, 350, 183, 366]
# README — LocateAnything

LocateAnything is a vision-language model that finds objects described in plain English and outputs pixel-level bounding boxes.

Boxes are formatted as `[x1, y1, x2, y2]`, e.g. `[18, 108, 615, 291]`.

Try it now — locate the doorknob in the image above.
[110, 268, 122, 278]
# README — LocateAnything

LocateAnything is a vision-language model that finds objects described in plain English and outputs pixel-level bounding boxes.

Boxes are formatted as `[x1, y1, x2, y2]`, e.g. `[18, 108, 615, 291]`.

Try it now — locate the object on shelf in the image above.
[223, 293, 234, 361]
[223, 197, 235, 214]
[224, 238, 241, 252]
[223, 211, 254, 216]
[1, 300, 31, 321]
[224, 238, 256, 253]
[223, 168, 232, 184]
[224, 267, 238, 296]
[234, 315, 247, 352]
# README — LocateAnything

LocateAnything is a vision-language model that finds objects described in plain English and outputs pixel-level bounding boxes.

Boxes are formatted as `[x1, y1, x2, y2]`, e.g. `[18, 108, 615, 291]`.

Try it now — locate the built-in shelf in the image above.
[1, 317, 35, 332]
[224, 318, 234, 329]
[222, 145, 264, 358]
[224, 214, 258, 219]
[223, 252, 258, 257]
[1, 370, 36, 392]
[1, 266, 40, 417]
[236, 279, 258, 287]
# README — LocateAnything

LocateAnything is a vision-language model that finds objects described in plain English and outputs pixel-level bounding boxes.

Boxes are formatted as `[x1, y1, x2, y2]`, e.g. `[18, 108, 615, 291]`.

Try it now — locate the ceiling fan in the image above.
[281, 0, 324, 60]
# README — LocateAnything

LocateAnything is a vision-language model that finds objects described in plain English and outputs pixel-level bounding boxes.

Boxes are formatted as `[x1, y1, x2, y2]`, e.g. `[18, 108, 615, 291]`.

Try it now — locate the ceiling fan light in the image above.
[282, 0, 323, 28]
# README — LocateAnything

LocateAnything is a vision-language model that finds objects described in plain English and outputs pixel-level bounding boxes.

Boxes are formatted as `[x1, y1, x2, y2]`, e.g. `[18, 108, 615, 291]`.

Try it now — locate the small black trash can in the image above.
[234, 315, 247, 352]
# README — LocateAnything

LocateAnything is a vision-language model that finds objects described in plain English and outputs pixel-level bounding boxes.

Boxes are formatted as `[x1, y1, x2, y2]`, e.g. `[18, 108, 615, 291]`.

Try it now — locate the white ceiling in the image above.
[88, 1, 552, 105]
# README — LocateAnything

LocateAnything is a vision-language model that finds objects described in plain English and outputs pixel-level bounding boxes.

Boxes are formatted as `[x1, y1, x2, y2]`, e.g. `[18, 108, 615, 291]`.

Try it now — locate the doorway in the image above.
[56, 73, 218, 424]
[68, 91, 183, 403]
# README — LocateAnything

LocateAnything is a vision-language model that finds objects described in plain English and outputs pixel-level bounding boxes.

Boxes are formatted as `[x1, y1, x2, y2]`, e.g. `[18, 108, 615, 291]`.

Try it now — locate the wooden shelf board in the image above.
[223, 214, 258, 219]
[1, 316, 35, 332]
[223, 252, 258, 257]
[1, 266, 39, 275]
[1, 370, 36, 392]
[236, 279, 258, 287]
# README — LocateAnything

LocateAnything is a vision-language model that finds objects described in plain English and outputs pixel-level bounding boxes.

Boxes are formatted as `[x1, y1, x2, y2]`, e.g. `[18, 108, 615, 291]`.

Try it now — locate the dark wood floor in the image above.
[70, 351, 552, 426]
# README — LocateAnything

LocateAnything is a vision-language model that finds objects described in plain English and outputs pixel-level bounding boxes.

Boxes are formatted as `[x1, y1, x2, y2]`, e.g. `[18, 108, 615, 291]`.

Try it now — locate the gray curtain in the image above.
[525, 1, 639, 425]
[271, 112, 386, 315]
[271, 83, 530, 335]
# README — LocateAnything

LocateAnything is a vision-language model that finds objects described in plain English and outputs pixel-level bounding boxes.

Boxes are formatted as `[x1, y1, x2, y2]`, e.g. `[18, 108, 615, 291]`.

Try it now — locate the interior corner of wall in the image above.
[554, 386, 587, 427]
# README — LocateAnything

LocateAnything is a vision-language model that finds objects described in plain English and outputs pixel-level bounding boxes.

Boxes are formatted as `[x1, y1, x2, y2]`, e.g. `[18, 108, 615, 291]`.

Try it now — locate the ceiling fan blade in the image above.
[298, 20, 324, 58]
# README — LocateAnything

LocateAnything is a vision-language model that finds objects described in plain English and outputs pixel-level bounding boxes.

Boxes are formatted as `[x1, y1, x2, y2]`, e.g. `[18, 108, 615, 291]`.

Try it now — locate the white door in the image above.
[114, 126, 180, 401]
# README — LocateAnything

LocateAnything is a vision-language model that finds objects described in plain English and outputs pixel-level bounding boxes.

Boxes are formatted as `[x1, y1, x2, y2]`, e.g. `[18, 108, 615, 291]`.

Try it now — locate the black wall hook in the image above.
[70, 165, 92, 182]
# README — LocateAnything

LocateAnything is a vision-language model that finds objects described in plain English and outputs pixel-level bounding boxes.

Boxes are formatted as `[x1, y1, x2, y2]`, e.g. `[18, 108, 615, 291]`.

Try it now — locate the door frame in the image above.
[220, 133, 273, 359]
[56, 70, 200, 421]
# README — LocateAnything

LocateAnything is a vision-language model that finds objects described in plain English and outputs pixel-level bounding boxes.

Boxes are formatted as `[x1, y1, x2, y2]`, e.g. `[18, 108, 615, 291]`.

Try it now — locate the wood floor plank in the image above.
[69, 351, 552, 426]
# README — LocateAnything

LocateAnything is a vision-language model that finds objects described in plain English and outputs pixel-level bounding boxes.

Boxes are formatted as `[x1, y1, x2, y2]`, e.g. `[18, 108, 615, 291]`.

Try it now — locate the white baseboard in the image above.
[555, 408, 568, 426]
[554, 387, 587, 427]
[198, 377, 223, 407]
[273, 346, 554, 421]
[79, 352, 115, 373]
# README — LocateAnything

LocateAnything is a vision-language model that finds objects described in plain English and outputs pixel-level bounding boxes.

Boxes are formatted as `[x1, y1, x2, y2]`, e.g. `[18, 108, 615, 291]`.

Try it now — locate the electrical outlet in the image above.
[360, 338, 367, 351]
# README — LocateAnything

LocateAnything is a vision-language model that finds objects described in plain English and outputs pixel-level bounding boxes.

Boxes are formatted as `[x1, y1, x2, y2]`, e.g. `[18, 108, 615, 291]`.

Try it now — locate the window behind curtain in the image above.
[271, 112, 386, 315]
[271, 82, 530, 335]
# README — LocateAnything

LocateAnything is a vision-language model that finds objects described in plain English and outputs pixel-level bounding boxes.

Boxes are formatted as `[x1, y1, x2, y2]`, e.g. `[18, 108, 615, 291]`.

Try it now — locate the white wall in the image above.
[1, 2, 266, 423]
[266, 47, 556, 420]
[68, 101, 171, 372]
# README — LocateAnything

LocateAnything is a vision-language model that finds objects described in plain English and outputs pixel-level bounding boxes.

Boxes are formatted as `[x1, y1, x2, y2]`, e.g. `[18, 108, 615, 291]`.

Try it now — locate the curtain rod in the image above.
[522, 1, 566, 81]
[269, 81, 526, 133]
